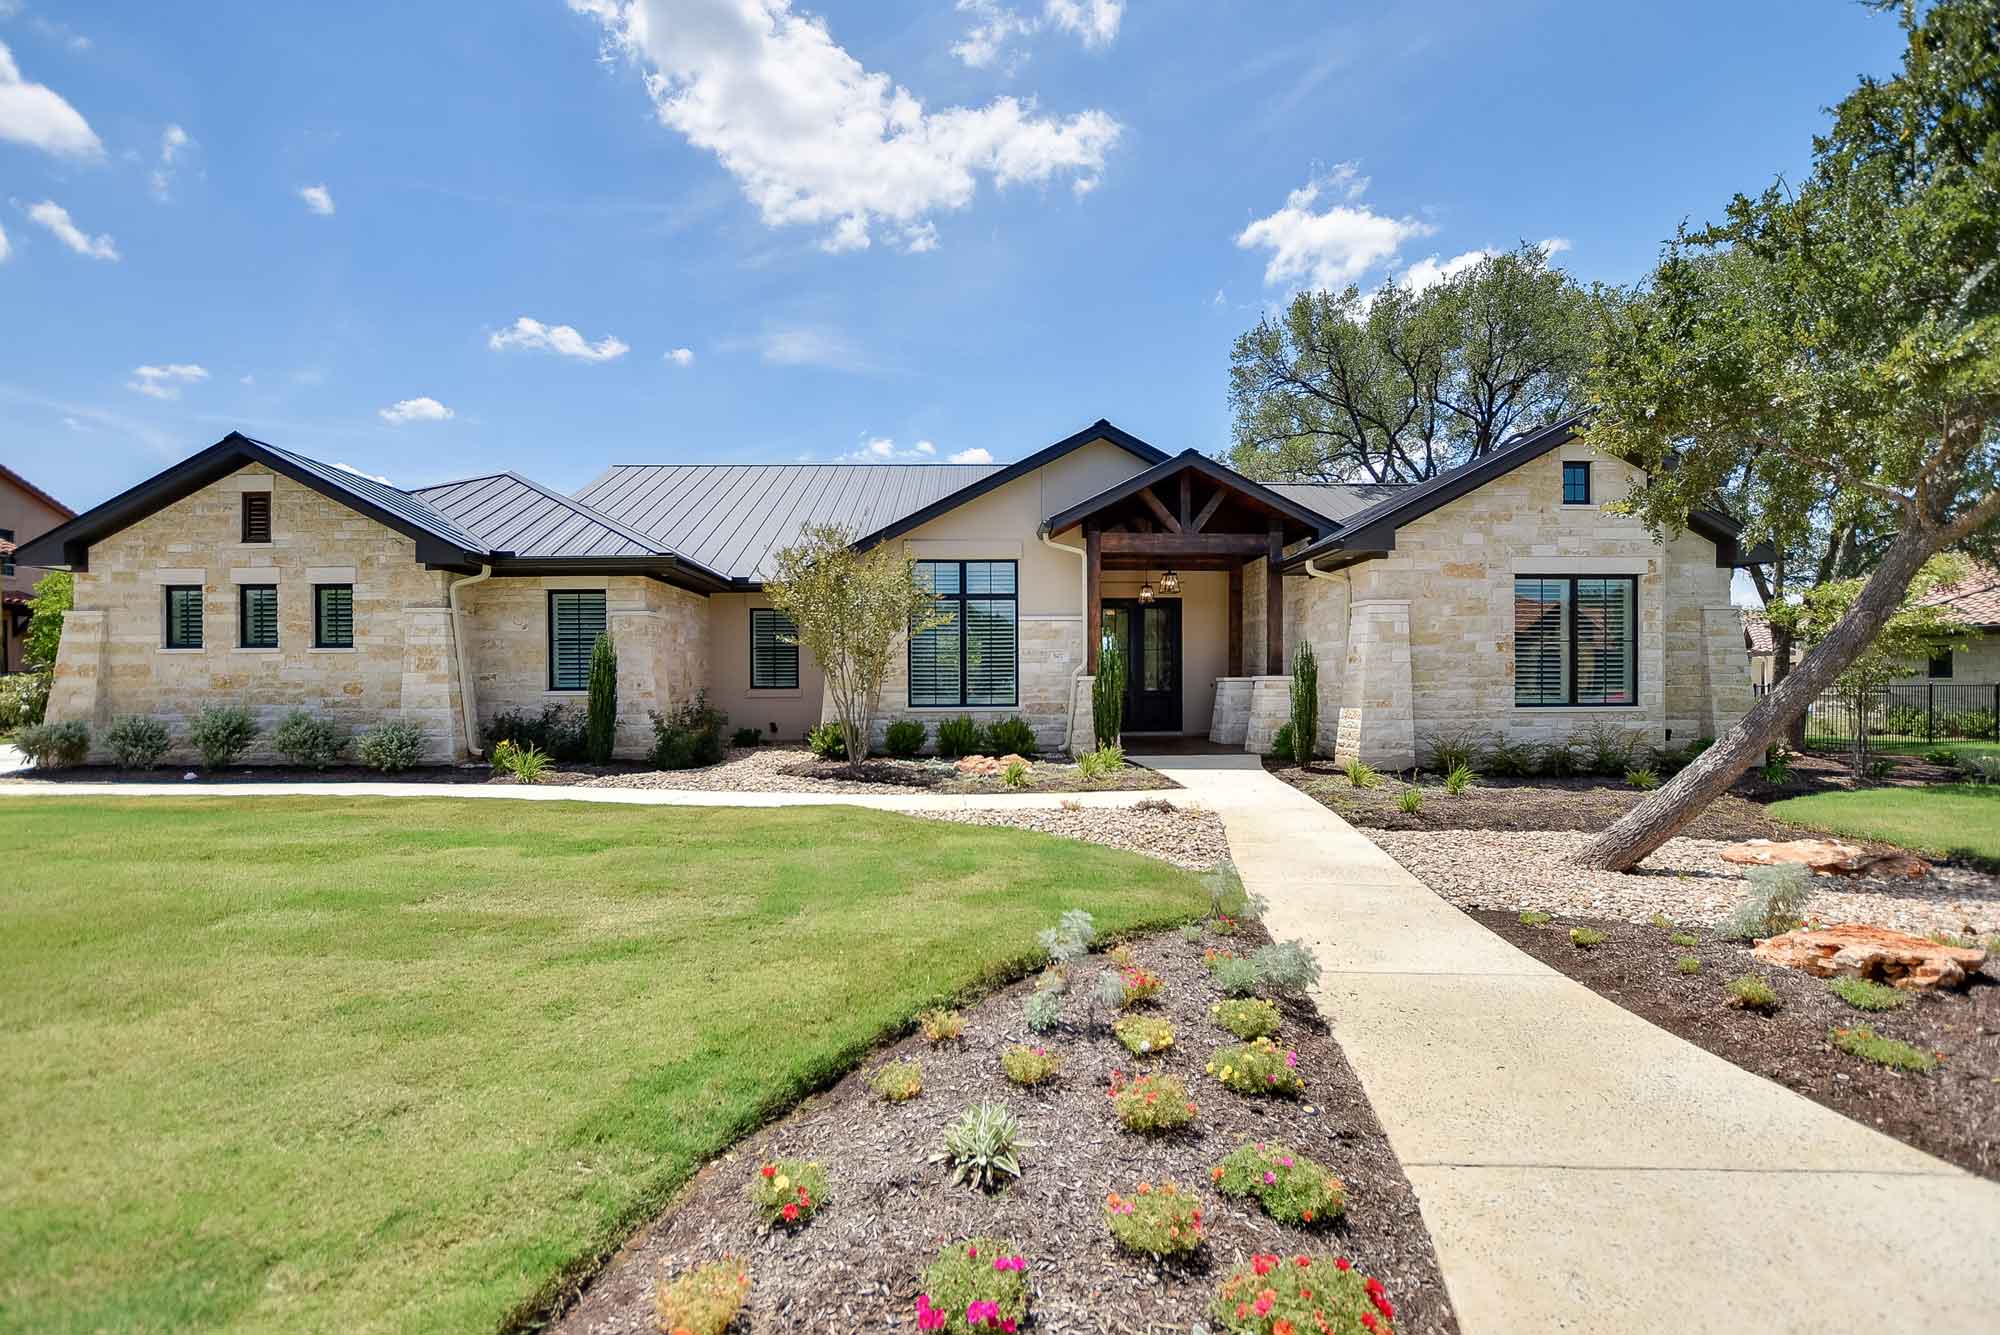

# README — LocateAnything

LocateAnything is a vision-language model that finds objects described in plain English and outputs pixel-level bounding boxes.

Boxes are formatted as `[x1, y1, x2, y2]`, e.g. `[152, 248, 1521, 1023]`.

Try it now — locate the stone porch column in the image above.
[1210, 677, 1251, 745]
[1336, 598, 1414, 769]
[1243, 676, 1292, 754]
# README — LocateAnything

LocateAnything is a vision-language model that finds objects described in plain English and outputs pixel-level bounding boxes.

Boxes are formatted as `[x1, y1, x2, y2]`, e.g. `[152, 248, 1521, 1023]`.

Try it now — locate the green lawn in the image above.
[1769, 783, 2000, 866]
[0, 798, 1206, 1334]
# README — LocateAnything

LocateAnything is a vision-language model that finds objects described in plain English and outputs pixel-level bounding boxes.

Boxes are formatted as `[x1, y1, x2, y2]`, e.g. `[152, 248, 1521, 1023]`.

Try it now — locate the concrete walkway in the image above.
[1129, 753, 2000, 1335]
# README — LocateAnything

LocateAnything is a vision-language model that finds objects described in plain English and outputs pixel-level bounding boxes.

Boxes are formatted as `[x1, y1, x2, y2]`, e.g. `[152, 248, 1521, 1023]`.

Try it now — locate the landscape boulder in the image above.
[1719, 838, 1931, 879]
[1752, 924, 1987, 991]
[954, 753, 1032, 777]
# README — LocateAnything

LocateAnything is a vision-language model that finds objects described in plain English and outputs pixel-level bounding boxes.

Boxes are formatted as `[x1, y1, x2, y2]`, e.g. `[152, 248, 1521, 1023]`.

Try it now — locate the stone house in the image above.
[20, 418, 1763, 767]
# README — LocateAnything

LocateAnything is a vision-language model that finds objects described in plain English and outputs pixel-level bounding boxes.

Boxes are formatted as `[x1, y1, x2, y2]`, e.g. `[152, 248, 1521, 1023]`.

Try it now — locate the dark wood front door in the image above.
[1101, 599, 1183, 733]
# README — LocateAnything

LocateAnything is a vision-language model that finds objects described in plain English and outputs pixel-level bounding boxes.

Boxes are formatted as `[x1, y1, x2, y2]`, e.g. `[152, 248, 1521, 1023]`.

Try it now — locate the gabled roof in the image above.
[1039, 449, 1335, 540]
[1264, 480, 1408, 522]
[1918, 562, 2000, 628]
[412, 472, 672, 560]
[0, 464, 73, 520]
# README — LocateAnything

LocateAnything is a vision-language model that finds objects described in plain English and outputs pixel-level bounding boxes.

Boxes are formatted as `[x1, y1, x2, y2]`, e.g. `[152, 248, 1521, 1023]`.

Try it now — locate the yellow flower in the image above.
[1220, 1066, 1234, 1080]
[774, 1174, 790, 1190]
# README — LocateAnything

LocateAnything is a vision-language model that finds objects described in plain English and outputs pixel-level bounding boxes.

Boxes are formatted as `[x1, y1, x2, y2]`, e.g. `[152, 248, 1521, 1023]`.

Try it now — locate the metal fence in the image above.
[1754, 681, 2000, 752]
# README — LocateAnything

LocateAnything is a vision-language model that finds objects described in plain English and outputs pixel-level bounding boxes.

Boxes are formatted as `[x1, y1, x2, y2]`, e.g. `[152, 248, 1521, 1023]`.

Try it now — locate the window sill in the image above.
[746, 688, 803, 699]
[903, 705, 1021, 712]
[157, 647, 204, 654]
[1512, 703, 1641, 712]
[543, 690, 587, 698]
[309, 646, 357, 654]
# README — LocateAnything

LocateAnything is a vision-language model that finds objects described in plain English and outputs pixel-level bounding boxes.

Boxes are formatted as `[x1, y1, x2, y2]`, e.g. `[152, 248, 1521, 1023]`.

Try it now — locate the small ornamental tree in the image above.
[1289, 640, 1319, 765]
[765, 523, 949, 771]
[584, 632, 618, 764]
[1093, 632, 1126, 749]
[24, 569, 72, 670]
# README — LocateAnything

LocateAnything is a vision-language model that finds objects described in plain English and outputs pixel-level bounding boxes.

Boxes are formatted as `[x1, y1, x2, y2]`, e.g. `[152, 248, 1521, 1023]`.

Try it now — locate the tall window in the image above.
[909, 560, 1017, 707]
[1514, 575, 1636, 706]
[315, 584, 354, 649]
[750, 608, 799, 689]
[164, 586, 204, 649]
[0, 527, 14, 578]
[241, 491, 272, 543]
[547, 590, 606, 691]
[1561, 461, 1591, 505]
[1928, 649, 1954, 679]
[239, 585, 279, 648]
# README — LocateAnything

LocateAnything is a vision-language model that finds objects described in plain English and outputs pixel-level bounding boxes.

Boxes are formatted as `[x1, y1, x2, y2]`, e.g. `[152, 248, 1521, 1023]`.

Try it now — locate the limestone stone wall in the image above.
[1243, 676, 1292, 754]
[1284, 571, 1350, 759]
[860, 613, 1083, 754]
[44, 464, 467, 763]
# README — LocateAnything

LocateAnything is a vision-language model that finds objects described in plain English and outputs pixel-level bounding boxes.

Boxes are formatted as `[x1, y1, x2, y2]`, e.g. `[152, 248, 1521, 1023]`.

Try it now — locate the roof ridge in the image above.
[490, 470, 679, 556]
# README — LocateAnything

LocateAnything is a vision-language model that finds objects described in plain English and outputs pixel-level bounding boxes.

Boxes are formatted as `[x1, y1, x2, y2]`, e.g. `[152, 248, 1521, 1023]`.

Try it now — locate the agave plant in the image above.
[932, 1101, 1037, 1191]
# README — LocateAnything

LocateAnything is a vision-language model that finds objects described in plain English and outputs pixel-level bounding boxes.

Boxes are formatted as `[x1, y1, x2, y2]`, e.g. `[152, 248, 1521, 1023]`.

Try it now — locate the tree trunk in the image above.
[1569, 527, 1937, 871]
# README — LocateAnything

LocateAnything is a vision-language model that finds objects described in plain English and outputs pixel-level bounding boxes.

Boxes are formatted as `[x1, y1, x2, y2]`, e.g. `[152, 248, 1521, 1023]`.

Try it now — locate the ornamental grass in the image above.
[1210, 1253, 1397, 1335]
[1211, 1141, 1345, 1226]
[916, 1239, 1029, 1333]
[746, 1158, 828, 1228]
[1207, 1038, 1304, 1097]
[1107, 1069, 1197, 1134]
[654, 1256, 750, 1335]
[1104, 1180, 1204, 1258]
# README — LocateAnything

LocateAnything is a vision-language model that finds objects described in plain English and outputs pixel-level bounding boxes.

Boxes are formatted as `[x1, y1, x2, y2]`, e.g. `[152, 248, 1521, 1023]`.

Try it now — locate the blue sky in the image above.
[5, 1, 1899, 515]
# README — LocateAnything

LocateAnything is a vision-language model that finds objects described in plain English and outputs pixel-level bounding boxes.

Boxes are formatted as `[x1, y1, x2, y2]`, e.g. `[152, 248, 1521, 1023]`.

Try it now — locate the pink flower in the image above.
[1279, 1156, 1294, 1167]
[915, 1294, 946, 1332]
[1285, 1050, 1299, 1068]
[1263, 1171, 1277, 1185]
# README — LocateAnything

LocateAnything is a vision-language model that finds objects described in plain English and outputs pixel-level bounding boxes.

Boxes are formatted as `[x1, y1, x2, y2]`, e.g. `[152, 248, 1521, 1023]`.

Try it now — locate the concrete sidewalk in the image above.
[1130, 753, 2000, 1334]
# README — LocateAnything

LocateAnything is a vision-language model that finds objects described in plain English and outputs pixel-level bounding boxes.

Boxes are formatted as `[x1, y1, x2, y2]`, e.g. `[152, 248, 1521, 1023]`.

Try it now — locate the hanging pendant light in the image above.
[1138, 570, 1155, 603]
[1160, 569, 1180, 595]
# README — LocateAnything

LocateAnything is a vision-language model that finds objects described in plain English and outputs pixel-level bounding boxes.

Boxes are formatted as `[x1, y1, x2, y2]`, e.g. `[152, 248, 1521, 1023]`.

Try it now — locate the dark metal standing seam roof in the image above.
[250, 438, 496, 554]
[409, 473, 666, 559]
[574, 463, 1005, 582]
[1264, 481, 1410, 522]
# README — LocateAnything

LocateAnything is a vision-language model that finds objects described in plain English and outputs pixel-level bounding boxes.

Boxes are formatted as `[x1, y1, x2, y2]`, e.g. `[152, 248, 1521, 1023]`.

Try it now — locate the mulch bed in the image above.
[552, 922, 1458, 1335]
[1473, 910, 2000, 1181]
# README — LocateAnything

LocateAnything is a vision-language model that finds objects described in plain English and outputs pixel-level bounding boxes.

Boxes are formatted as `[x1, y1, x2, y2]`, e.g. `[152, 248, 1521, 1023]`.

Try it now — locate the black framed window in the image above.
[548, 590, 606, 691]
[1514, 575, 1637, 706]
[164, 585, 203, 649]
[315, 584, 354, 649]
[239, 584, 278, 648]
[909, 560, 1017, 707]
[1928, 649, 1954, 679]
[241, 491, 272, 543]
[750, 608, 799, 689]
[1561, 461, 1591, 505]
[1, 527, 14, 577]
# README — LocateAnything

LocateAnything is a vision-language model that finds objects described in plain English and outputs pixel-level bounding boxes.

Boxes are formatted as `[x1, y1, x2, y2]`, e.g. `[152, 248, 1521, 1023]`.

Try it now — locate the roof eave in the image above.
[1039, 449, 1336, 539]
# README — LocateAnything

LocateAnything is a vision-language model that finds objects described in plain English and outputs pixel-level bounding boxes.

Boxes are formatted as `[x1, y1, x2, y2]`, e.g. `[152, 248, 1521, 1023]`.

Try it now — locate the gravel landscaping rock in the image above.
[912, 801, 1231, 871]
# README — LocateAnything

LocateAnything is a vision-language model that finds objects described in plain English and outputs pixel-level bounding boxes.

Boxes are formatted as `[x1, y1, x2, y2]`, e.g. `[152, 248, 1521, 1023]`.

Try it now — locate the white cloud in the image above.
[949, 447, 994, 464]
[1044, 0, 1123, 47]
[0, 39, 101, 158]
[126, 363, 209, 400]
[952, 0, 1036, 70]
[1539, 235, 1572, 256]
[151, 123, 192, 200]
[334, 462, 393, 484]
[1236, 163, 1433, 292]
[488, 315, 629, 362]
[572, 0, 1120, 255]
[664, 346, 695, 367]
[24, 199, 118, 259]
[0, 219, 8, 263]
[836, 434, 947, 462]
[378, 396, 455, 425]
[1399, 246, 1493, 294]
[758, 325, 864, 370]
[952, 0, 1123, 69]
[298, 183, 335, 215]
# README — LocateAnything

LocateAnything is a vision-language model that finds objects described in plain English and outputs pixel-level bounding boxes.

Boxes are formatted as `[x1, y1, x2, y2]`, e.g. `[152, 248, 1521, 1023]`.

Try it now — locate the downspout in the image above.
[447, 564, 492, 760]
[1301, 556, 1348, 759]
[1040, 530, 1089, 749]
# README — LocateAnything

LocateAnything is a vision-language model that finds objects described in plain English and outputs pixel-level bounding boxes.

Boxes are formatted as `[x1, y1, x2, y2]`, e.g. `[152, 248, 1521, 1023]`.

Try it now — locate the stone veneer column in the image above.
[1210, 678, 1251, 745]
[44, 610, 108, 754]
[609, 606, 662, 760]
[1336, 599, 1414, 769]
[1243, 676, 1292, 754]
[1700, 604, 1755, 740]
[400, 607, 468, 763]
[1066, 674, 1096, 756]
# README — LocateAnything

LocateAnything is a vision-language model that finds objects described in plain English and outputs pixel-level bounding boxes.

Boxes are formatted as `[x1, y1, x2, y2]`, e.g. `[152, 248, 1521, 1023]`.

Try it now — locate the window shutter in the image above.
[242, 492, 271, 543]
[316, 585, 354, 648]
[1574, 578, 1635, 704]
[240, 586, 279, 648]
[165, 587, 203, 648]
[750, 609, 799, 689]
[548, 591, 606, 690]
[1513, 578, 1568, 706]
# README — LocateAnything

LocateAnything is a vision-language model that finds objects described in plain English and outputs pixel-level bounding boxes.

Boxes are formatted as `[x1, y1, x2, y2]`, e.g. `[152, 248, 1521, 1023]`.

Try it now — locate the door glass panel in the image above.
[1101, 607, 1129, 665]
[1142, 606, 1173, 691]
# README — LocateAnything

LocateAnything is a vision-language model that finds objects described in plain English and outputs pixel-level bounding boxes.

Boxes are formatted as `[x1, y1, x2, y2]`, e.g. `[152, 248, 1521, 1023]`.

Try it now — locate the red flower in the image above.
[760, 1164, 776, 1178]
[1251, 1254, 1278, 1277]
[1361, 1315, 1378, 1333]
[781, 1203, 799, 1222]
[1334, 1258, 1352, 1272]
[1295, 1255, 1312, 1268]
[1375, 1296, 1396, 1320]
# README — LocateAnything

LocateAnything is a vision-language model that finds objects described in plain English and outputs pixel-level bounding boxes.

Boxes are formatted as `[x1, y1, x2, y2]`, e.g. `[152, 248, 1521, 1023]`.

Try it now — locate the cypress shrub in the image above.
[1289, 641, 1319, 764]
[585, 633, 618, 764]
[1093, 633, 1126, 749]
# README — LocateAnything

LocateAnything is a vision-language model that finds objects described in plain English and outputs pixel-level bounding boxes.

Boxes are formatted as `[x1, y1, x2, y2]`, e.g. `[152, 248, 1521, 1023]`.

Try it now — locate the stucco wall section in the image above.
[707, 591, 826, 744]
[1893, 628, 2000, 686]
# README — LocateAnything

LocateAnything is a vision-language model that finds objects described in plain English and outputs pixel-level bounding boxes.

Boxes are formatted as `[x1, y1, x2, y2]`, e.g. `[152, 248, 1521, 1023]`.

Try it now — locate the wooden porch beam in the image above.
[1137, 486, 1182, 533]
[1191, 487, 1226, 533]
[1100, 530, 1266, 556]
[1178, 473, 1193, 528]
[1228, 564, 1243, 676]
[1086, 525, 1102, 675]
[1266, 522, 1284, 675]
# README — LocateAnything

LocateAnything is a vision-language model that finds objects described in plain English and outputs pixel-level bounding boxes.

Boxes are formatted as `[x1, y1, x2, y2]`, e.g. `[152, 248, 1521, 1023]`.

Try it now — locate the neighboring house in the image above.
[1742, 566, 2000, 690]
[19, 417, 1762, 767]
[1743, 608, 1785, 689]
[0, 464, 76, 674]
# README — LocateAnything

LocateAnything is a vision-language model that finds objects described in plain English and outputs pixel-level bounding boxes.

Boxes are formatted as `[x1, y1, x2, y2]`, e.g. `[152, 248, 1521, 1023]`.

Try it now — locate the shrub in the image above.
[1114, 964, 1163, 1008]
[1677, 955, 1703, 975]
[1343, 756, 1380, 788]
[1831, 1025, 1937, 1073]
[870, 1059, 922, 1102]
[1105, 1180, 1204, 1258]
[1880, 703, 1927, 737]
[272, 710, 345, 770]
[917, 1240, 1029, 1334]
[1649, 743, 1693, 775]
[1443, 762, 1476, 795]
[492, 739, 550, 784]
[0, 672, 51, 730]
[1669, 931, 1699, 947]
[1093, 632, 1126, 749]
[188, 705, 257, 768]
[1649, 911, 1672, 930]
[1865, 756, 1895, 780]
[1037, 908, 1095, 967]
[1106, 941, 1137, 967]
[1569, 927, 1606, 949]
[1001, 1044, 1063, 1086]
[1537, 739, 1581, 778]
[935, 714, 981, 759]
[1424, 726, 1485, 776]
[1210, 998, 1282, 1040]
[1210, 1254, 1394, 1335]
[983, 716, 1037, 758]
[487, 704, 586, 761]
[1208, 1037, 1304, 1096]
[1269, 722, 1297, 765]
[584, 633, 618, 764]
[1965, 755, 2000, 784]
[1212, 957, 1262, 998]
[884, 719, 927, 758]
[1923, 746, 1961, 768]
[1113, 1015, 1174, 1056]
[15, 719, 88, 768]
[919, 1008, 965, 1043]
[1001, 758, 1030, 788]
[1724, 863, 1811, 941]
[1289, 640, 1319, 764]
[651, 692, 727, 769]
[104, 716, 170, 768]
[1252, 940, 1322, 997]
[934, 1102, 1032, 1190]
[1076, 744, 1125, 780]
[654, 1256, 749, 1335]
[1518, 910, 1552, 927]
[1726, 975, 1781, 1012]
[1625, 766, 1660, 790]
[1211, 1143, 1345, 1226]
[356, 721, 427, 772]
[1761, 745, 1794, 785]
[1827, 976, 1911, 1012]
[1107, 1070, 1196, 1133]
[1022, 987, 1064, 1034]
[804, 720, 847, 760]
[1396, 786, 1423, 814]
[1574, 720, 1638, 776]
[1482, 736, 1537, 777]
[747, 1157, 829, 1227]
[731, 726, 763, 748]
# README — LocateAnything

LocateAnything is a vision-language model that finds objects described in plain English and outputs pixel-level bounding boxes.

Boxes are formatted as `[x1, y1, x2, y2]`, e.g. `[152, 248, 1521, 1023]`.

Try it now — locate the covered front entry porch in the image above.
[1040, 452, 1328, 753]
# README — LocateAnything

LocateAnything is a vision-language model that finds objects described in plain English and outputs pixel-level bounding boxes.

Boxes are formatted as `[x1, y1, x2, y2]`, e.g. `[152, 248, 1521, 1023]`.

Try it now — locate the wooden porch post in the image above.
[1266, 522, 1284, 675]
[1085, 524, 1102, 674]
[1227, 564, 1243, 676]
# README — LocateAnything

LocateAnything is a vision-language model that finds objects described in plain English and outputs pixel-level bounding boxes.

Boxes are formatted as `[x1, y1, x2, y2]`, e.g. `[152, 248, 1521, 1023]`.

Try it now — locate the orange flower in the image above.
[1212, 1165, 1225, 1182]
[1137, 1182, 1153, 1195]
[1275, 1322, 1296, 1335]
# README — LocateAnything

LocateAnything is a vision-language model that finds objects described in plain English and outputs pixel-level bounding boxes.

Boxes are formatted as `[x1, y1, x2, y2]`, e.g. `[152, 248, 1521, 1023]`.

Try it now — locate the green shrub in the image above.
[1724, 863, 1810, 941]
[918, 1008, 965, 1043]
[1923, 746, 1961, 768]
[883, 719, 926, 757]
[1211, 1142, 1345, 1226]
[1022, 986, 1064, 1034]
[1865, 756, 1895, 780]
[747, 1157, 828, 1227]
[1208, 1037, 1304, 1096]
[654, 1256, 749, 1335]
[486, 704, 586, 761]
[15, 719, 89, 768]
[983, 716, 1037, 757]
[1252, 940, 1322, 997]
[1761, 745, 1794, 784]
[1343, 756, 1380, 788]
[651, 691, 727, 769]
[1212, 957, 1261, 997]
[1483, 736, 1538, 777]
[935, 714, 981, 758]
[1037, 907, 1096, 966]
[1289, 640, 1319, 764]
[730, 726, 763, 748]
[584, 633, 618, 764]
[1538, 739, 1581, 778]
[1211, 1254, 1393, 1335]
[1104, 1180, 1204, 1258]
[1093, 633, 1125, 749]
[1001, 1044, 1063, 1086]
[1424, 726, 1485, 776]
[104, 716, 170, 768]
[933, 1102, 1033, 1189]
[1677, 955, 1703, 975]
[870, 1059, 922, 1102]
[1210, 997, 1281, 1040]
[1569, 926, 1606, 949]
[1202, 860, 1263, 925]
[1444, 762, 1476, 795]
[1519, 910, 1552, 927]
[1108, 1070, 1196, 1133]
[271, 710, 345, 770]
[1669, 931, 1699, 947]
[1880, 703, 1927, 737]
[188, 705, 257, 768]
[1826, 976, 1911, 1012]
[1396, 786, 1423, 814]
[1268, 721, 1297, 764]
[1830, 1025, 1936, 1073]
[0, 671, 50, 730]
[919, 1240, 1030, 1334]
[492, 739, 550, 784]
[1726, 974, 1781, 1012]
[1625, 765, 1660, 790]
[1076, 743, 1125, 780]
[1001, 757, 1030, 788]
[1113, 1014, 1175, 1056]
[1179, 921, 1203, 943]
[804, 720, 847, 760]
[356, 721, 427, 772]
[1574, 720, 1638, 776]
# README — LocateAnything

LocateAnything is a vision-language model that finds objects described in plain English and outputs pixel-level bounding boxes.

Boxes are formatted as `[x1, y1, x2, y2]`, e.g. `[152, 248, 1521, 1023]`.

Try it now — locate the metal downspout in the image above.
[447, 564, 492, 759]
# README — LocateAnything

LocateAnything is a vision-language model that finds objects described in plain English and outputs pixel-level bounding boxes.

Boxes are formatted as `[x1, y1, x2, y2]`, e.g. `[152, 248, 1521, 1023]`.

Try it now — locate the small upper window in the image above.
[242, 491, 272, 543]
[750, 608, 800, 690]
[315, 584, 354, 649]
[164, 586, 203, 649]
[1929, 649, 1954, 680]
[1561, 461, 1591, 506]
[239, 585, 278, 649]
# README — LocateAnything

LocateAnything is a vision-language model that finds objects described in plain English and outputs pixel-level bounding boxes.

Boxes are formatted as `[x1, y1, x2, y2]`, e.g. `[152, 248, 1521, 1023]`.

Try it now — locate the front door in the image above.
[1101, 599, 1183, 733]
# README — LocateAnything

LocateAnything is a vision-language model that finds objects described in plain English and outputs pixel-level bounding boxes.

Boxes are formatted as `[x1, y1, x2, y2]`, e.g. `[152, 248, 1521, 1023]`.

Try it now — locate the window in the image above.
[909, 560, 1017, 707]
[1561, 461, 1591, 505]
[241, 491, 272, 543]
[315, 584, 354, 649]
[0, 527, 13, 577]
[1514, 575, 1637, 706]
[547, 590, 606, 691]
[164, 585, 203, 649]
[239, 585, 278, 648]
[1929, 649, 1954, 679]
[750, 608, 799, 689]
